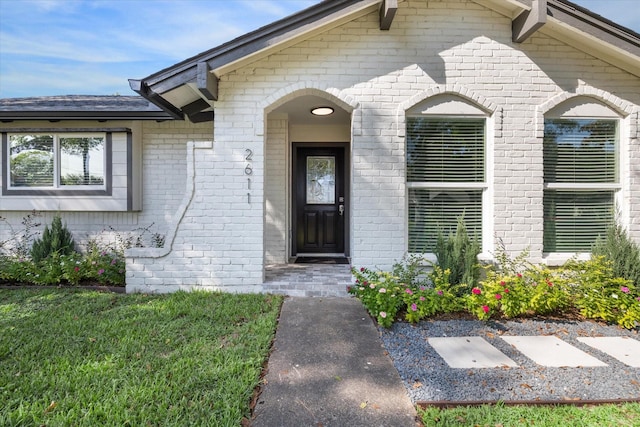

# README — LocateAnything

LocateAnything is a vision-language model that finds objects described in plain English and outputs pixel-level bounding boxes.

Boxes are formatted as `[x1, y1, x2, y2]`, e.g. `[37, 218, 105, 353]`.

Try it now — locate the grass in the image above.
[420, 402, 640, 426]
[0, 288, 283, 427]
[2, 288, 639, 427]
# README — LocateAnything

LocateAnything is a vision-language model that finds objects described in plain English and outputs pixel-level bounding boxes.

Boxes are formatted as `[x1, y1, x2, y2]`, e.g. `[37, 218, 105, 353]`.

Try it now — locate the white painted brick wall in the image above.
[0, 120, 211, 251]
[265, 118, 288, 264]
[4, 0, 639, 292]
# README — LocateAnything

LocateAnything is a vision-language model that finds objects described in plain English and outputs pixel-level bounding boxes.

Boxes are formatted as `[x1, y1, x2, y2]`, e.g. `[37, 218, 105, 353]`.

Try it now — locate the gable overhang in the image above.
[0, 96, 175, 122]
[476, 0, 640, 77]
[130, 0, 381, 119]
[542, 0, 640, 78]
[133, 0, 640, 118]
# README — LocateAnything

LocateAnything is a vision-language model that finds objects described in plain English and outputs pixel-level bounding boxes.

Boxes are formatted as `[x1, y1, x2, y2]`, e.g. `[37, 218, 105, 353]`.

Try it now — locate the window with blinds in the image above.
[8, 133, 106, 189]
[543, 118, 618, 252]
[406, 117, 485, 252]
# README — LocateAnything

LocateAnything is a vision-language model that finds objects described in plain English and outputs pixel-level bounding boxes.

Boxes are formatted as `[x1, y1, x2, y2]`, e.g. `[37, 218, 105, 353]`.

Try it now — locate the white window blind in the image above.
[9, 135, 54, 187]
[543, 119, 618, 253]
[407, 118, 484, 183]
[406, 117, 485, 252]
[9, 134, 105, 189]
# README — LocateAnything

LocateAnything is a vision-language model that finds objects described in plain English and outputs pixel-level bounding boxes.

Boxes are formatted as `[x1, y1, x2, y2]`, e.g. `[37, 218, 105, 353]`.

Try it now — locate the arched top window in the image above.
[543, 97, 620, 253]
[406, 94, 487, 253]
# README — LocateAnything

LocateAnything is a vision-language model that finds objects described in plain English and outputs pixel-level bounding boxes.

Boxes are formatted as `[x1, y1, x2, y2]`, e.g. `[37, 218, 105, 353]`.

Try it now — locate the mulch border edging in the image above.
[417, 397, 640, 408]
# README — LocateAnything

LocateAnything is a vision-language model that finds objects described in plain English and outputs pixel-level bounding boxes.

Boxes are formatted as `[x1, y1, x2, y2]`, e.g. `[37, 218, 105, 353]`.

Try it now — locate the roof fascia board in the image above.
[473, 0, 527, 19]
[547, 0, 640, 53]
[0, 111, 173, 121]
[474, 0, 640, 76]
[144, 0, 378, 94]
[541, 19, 640, 78]
[129, 79, 184, 119]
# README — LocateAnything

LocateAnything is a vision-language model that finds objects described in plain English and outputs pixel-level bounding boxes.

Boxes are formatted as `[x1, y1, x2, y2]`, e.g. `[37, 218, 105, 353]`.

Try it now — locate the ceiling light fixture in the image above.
[310, 106, 334, 116]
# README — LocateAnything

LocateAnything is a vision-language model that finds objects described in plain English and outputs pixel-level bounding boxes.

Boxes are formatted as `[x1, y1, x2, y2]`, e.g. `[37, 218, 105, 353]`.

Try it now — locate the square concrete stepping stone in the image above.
[577, 337, 640, 367]
[427, 337, 518, 369]
[501, 336, 607, 367]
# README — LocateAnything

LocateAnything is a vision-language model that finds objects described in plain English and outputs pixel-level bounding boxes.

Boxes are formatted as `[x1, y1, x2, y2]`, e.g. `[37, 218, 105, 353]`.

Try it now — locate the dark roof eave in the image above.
[138, 0, 365, 94]
[554, 0, 640, 42]
[0, 111, 174, 121]
[133, 0, 640, 109]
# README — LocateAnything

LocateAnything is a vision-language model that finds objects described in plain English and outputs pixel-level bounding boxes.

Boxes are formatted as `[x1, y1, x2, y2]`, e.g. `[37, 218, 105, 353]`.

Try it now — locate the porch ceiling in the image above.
[271, 95, 351, 125]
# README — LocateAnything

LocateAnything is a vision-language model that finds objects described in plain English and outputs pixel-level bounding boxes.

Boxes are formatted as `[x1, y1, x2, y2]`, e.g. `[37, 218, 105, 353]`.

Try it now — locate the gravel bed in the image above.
[379, 318, 640, 403]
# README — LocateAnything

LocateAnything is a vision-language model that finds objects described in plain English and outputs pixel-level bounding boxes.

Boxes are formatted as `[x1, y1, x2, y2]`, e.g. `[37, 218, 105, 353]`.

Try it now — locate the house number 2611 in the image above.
[245, 149, 253, 204]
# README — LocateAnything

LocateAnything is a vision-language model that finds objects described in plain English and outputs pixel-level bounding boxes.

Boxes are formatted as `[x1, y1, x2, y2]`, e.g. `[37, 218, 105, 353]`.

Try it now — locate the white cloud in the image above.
[1, 0, 635, 99]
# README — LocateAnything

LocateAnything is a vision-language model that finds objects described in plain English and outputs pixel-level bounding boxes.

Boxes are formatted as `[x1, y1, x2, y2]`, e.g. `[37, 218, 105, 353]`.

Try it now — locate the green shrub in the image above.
[434, 216, 481, 295]
[0, 257, 36, 283]
[349, 267, 404, 327]
[82, 243, 126, 286]
[592, 221, 640, 288]
[349, 260, 467, 327]
[566, 256, 639, 329]
[351, 252, 639, 330]
[467, 265, 570, 320]
[30, 215, 76, 262]
[392, 254, 430, 288]
[402, 266, 465, 323]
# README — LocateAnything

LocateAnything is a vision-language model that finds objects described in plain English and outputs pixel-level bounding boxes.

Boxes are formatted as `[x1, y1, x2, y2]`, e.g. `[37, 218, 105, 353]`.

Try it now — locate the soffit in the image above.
[271, 95, 351, 125]
[474, 0, 640, 78]
[211, 1, 380, 77]
[541, 19, 640, 78]
[136, 0, 640, 117]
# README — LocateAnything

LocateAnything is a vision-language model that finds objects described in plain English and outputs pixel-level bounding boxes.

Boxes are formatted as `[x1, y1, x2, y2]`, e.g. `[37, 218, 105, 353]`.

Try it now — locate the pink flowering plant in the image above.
[469, 265, 570, 320]
[351, 245, 639, 329]
[82, 247, 126, 286]
[350, 261, 466, 326]
[402, 266, 465, 323]
[349, 267, 404, 327]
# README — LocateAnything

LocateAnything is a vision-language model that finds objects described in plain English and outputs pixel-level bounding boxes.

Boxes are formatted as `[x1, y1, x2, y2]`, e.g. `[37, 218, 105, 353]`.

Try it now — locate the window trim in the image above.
[542, 116, 620, 255]
[406, 114, 488, 253]
[2, 130, 113, 196]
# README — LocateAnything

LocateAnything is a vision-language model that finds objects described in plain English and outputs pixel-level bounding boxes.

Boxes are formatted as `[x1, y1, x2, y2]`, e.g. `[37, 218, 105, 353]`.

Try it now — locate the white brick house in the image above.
[1, 0, 639, 294]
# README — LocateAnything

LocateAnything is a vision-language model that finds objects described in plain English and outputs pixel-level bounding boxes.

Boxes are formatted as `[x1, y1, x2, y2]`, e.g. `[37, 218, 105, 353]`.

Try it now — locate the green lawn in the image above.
[0, 289, 283, 427]
[2, 289, 638, 427]
[420, 402, 640, 426]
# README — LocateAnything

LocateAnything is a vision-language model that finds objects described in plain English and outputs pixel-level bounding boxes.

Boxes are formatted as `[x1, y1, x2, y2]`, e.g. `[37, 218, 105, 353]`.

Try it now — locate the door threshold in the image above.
[295, 253, 347, 258]
[293, 255, 350, 265]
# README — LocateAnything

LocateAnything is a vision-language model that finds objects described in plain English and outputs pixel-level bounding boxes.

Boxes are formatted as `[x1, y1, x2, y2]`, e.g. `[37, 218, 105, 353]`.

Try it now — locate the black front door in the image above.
[293, 145, 346, 255]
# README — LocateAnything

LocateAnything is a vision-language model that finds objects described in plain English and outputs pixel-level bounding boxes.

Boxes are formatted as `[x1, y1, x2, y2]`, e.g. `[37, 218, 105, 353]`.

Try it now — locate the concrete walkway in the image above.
[251, 297, 418, 427]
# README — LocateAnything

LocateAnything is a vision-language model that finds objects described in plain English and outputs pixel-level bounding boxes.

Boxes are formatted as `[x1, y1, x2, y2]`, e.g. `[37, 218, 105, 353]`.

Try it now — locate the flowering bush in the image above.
[401, 266, 465, 323]
[349, 262, 467, 326]
[82, 245, 126, 286]
[351, 254, 640, 330]
[0, 213, 163, 287]
[468, 266, 570, 320]
[566, 257, 640, 329]
[349, 267, 404, 327]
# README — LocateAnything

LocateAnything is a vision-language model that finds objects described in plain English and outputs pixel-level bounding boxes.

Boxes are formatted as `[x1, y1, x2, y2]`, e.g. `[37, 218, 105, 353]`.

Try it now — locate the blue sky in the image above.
[0, 0, 638, 99]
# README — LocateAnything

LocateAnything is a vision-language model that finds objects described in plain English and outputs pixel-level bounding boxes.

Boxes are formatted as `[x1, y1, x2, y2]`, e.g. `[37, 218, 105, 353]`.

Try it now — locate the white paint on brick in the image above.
[3, 0, 639, 294]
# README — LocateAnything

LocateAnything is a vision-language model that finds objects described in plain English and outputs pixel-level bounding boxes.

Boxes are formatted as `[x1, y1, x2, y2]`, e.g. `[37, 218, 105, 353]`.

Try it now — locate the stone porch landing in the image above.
[263, 263, 353, 297]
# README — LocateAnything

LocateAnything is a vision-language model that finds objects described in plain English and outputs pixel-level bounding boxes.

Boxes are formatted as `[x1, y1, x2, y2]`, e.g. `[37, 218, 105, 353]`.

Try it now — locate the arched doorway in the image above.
[266, 93, 352, 263]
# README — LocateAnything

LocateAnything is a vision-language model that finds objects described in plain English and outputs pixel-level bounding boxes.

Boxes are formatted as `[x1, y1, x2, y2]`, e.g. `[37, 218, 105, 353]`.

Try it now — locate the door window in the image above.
[306, 156, 335, 204]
